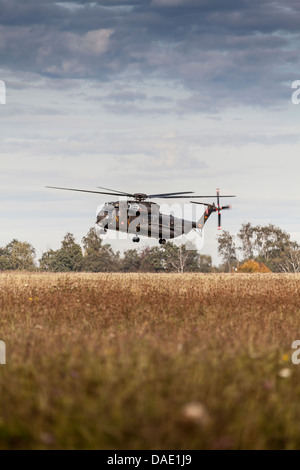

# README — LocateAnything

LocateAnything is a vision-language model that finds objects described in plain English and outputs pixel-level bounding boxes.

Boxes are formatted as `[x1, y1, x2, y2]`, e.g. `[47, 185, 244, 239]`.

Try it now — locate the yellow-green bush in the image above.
[237, 260, 271, 273]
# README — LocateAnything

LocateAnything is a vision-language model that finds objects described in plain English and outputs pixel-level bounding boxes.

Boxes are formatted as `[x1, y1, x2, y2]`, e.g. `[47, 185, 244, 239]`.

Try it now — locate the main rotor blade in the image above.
[148, 191, 194, 198]
[97, 186, 132, 196]
[217, 188, 220, 206]
[218, 212, 221, 229]
[189, 195, 236, 199]
[190, 202, 232, 210]
[46, 186, 134, 197]
[157, 194, 236, 199]
[190, 201, 210, 206]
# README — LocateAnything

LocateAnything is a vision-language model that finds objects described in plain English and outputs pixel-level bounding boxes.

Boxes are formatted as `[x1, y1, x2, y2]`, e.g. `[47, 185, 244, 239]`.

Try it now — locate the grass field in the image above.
[0, 272, 300, 450]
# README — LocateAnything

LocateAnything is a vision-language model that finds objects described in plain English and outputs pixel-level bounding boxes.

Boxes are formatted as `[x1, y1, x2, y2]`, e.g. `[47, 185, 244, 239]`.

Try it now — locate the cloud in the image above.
[1, 0, 300, 264]
[67, 29, 113, 56]
[0, 0, 299, 112]
[104, 90, 147, 102]
[150, 0, 196, 6]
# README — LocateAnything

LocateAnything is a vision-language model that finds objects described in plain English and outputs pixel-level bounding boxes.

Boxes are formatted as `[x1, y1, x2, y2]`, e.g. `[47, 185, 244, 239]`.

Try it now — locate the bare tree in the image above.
[278, 243, 300, 273]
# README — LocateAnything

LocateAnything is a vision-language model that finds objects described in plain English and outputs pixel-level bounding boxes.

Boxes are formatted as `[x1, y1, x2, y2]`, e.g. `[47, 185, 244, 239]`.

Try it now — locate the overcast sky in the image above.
[0, 0, 300, 263]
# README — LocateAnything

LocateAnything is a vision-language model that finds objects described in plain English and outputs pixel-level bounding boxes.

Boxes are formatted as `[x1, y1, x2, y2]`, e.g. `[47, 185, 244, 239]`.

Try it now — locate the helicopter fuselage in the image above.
[96, 199, 211, 242]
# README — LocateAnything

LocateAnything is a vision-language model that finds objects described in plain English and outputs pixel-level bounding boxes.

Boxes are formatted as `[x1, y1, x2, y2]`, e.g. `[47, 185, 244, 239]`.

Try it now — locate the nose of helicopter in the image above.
[96, 203, 108, 224]
[96, 212, 107, 224]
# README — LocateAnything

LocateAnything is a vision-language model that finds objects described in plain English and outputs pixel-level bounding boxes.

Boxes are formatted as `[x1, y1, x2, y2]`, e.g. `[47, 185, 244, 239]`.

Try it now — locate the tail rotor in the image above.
[191, 188, 234, 230]
[216, 188, 232, 229]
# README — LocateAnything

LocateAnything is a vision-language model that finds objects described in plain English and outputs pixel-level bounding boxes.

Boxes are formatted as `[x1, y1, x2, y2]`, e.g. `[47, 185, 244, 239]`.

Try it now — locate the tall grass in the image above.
[0, 272, 300, 449]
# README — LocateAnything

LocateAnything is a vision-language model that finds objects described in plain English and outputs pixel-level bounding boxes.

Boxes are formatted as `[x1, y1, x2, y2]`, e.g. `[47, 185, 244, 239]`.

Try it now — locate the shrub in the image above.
[237, 259, 271, 273]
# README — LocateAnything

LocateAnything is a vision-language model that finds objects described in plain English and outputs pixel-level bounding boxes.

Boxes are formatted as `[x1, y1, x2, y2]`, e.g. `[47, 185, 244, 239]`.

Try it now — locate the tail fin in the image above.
[194, 204, 216, 231]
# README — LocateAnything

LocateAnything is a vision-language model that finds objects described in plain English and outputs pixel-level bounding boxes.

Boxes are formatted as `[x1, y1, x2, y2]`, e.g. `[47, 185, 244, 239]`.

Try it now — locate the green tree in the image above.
[0, 240, 36, 271]
[58, 233, 83, 271]
[0, 247, 10, 270]
[39, 233, 83, 272]
[198, 254, 213, 273]
[81, 227, 119, 272]
[238, 222, 255, 260]
[121, 249, 141, 272]
[237, 222, 299, 272]
[254, 224, 291, 265]
[140, 246, 165, 272]
[39, 249, 59, 271]
[82, 227, 102, 254]
[217, 230, 238, 272]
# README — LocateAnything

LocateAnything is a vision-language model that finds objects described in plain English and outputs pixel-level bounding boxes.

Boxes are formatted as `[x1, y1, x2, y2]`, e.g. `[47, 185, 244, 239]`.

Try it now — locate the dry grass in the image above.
[0, 272, 300, 449]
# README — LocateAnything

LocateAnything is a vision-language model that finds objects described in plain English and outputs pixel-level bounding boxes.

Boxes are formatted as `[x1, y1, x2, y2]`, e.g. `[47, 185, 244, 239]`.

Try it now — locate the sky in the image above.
[0, 0, 300, 264]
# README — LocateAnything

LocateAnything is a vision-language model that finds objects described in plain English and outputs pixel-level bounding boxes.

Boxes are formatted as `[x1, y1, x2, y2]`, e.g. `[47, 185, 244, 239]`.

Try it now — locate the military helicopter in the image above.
[46, 186, 236, 244]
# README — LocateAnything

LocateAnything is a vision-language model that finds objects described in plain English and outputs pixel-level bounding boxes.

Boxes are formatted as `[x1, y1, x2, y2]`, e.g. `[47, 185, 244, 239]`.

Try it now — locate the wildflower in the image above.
[181, 402, 211, 426]
[278, 368, 291, 378]
[40, 432, 55, 445]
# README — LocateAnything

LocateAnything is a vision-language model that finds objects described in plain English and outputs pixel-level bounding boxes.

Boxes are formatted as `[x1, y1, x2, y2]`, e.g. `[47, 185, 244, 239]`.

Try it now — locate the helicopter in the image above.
[46, 186, 236, 244]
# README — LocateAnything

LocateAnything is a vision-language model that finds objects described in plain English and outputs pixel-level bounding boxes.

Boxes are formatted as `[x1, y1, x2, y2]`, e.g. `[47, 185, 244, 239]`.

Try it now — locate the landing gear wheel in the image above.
[133, 236, 140, 243]
[159, 238, 166, 245]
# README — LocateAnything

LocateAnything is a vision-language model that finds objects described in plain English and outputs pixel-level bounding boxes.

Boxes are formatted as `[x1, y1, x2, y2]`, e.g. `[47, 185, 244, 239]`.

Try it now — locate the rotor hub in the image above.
[133, 193, 148, 201]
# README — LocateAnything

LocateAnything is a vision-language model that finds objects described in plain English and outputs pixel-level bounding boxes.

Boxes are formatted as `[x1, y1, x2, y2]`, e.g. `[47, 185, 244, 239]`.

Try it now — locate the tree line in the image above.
[0, 228, 213, 273]
[218, 222, 300, 272]
[0, 223, 299, 273]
